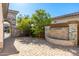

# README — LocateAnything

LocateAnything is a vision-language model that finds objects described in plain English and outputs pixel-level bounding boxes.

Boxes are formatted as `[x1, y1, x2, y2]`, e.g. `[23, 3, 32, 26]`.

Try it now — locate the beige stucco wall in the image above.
[7, 10, 18, 37]
[0, 3, 8, 49]
[0, 4, 3, 48]
[54, 15, 79, 23]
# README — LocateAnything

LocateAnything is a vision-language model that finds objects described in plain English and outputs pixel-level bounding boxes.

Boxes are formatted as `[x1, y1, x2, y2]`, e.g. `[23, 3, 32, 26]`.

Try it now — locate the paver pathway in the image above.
[0, 37, 79, 56]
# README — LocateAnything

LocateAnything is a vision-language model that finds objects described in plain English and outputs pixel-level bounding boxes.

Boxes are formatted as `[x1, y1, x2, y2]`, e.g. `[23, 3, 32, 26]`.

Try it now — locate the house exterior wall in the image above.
[7, 10, 18, 37]
[0, 3, 8, 49]
[45, 14, 79, 46]
[0, 4, 3, 48]
[54, 15, 79, 23]
[48, 15, 79, 41]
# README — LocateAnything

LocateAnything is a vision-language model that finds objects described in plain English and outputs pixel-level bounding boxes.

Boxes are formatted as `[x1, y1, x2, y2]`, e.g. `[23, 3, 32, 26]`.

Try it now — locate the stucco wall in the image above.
[54, 15, 79, 23]
[0, 4, 3, 48]
[7, 10, 18, 37]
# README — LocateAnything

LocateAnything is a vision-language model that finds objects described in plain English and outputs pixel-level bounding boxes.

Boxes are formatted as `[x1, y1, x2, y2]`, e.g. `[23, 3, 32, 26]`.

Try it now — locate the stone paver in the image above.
[0, 37, 79, 56]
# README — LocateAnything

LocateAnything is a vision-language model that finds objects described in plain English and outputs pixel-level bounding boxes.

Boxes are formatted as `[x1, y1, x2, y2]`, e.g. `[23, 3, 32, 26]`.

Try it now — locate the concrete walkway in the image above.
[0, 37, 79, 56]
[4, 32, 11, 39]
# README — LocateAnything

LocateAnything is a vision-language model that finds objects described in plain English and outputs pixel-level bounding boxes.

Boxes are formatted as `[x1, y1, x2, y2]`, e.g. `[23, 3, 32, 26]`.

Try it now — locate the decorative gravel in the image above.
[0, 37, 79, 56]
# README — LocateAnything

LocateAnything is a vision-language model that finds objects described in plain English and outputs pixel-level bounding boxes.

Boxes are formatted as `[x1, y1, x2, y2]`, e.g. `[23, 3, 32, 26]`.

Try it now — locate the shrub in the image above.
[16, 15, 31, 36]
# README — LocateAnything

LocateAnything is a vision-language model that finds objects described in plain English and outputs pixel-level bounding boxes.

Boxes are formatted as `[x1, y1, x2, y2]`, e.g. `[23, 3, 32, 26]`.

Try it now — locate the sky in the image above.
[9, 3, 79, 17]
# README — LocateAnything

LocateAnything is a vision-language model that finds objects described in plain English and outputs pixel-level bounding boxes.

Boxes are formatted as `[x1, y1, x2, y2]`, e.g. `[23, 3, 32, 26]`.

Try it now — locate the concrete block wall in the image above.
[47, 27, 69, 40]
[45, 23, 79, 46]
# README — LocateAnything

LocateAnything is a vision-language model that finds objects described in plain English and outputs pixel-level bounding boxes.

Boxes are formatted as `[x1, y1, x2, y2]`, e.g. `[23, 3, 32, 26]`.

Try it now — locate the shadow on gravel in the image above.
[17, 37, 79, 56]
[0, 37, 79, 56]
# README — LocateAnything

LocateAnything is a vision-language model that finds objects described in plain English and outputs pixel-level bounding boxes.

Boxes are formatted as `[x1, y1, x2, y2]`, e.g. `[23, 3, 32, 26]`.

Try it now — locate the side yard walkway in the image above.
[0, 37, 79, 56]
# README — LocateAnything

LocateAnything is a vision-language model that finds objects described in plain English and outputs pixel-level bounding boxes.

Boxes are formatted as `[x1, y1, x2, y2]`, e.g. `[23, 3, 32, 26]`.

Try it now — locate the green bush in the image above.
[16, 9, 52, 38]
[16, 15, 31, 36]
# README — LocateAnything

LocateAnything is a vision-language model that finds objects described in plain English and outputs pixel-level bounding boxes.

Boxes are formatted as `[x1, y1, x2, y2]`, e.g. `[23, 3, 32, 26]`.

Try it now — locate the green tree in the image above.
[31, 9, 52, 38]
[16, 15, 31, 36]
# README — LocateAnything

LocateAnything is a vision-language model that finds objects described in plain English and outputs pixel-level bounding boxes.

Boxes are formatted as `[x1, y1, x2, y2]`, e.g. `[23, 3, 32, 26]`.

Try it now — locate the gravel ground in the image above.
[0, 37, 79, 56]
